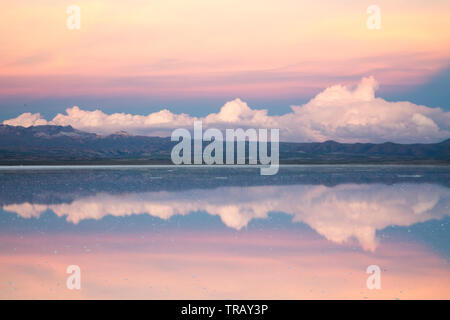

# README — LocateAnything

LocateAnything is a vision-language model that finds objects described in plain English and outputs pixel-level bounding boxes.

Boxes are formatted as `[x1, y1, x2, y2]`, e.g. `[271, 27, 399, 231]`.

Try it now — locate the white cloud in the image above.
[282, 77, 450, 142]
[3, 112, 48, 127]
[50, 106, 198, 136]
[3, 77, 450, 142]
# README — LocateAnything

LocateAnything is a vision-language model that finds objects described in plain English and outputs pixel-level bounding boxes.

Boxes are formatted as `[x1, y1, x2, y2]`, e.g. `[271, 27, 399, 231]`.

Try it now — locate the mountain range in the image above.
[0, 124, 449, 165]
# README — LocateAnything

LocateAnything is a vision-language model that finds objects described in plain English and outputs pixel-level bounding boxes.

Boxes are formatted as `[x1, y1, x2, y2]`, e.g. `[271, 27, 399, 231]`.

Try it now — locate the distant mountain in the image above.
[279, 138, 450, 163]
[0, 124, 172, 163]
[0, 124, 449, 164]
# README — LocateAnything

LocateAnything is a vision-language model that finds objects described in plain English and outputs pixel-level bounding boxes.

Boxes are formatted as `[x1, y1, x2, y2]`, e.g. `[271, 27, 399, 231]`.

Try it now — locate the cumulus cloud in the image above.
[49, 106, 197, 136]
[282, 77, 450, 142]
[4, 183, 449, 251]
[3, 77, 450, 142]
[3, 112, 49, 127]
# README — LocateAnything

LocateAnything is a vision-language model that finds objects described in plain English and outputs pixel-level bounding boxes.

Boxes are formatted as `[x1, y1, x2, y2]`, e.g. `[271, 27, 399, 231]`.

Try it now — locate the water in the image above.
[0, 165, 449, 299]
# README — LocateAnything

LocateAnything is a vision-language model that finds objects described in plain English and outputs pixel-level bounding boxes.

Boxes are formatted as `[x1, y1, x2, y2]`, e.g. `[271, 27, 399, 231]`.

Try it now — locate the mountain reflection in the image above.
[3, 183, 449, 251]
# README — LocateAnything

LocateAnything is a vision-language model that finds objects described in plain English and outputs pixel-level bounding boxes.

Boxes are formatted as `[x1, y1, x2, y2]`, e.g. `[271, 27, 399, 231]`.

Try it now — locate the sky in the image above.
[3, 229, 449, 299]
[1, 0, 449, 142]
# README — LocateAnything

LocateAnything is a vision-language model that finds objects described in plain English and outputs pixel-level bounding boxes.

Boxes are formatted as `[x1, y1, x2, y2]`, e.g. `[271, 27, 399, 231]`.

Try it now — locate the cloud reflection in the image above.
[3, 183, 449, 251]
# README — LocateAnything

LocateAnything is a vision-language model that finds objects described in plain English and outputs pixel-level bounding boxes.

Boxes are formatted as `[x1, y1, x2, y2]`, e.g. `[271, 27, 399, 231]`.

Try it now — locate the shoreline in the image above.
[0, 163, 449, 169]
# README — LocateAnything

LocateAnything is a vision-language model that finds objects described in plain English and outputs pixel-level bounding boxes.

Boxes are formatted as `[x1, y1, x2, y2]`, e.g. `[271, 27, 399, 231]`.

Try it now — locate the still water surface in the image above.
[0, 165, 449, 299]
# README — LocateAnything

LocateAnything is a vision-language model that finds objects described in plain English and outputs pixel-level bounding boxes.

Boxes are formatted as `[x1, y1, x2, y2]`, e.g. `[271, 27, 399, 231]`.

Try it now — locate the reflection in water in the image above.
[3, 184, 449, 251]
[1, 230, 450, 299]
[0, 166, 449, 299]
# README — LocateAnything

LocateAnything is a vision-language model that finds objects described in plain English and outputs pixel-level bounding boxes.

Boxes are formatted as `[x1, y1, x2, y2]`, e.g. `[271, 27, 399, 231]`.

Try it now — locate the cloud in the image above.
[49, 106, 197, 136]
[282, 77, 450, 142]
[3, 77, 450, 142]
[3, 112, 49, 127]
[4, 183, 449, 252]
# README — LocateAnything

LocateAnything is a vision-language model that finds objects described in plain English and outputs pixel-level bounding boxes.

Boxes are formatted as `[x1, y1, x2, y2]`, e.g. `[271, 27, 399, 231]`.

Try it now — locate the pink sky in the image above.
[1, 1, 449, 143]
[1, 0, 449, 98]
[1, 231, 449, 299]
